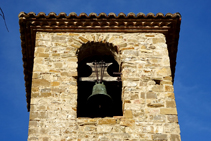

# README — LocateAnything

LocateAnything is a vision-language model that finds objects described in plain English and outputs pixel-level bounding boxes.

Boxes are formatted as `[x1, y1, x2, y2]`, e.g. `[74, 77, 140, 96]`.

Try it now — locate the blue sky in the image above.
[0, 0, 211, 140]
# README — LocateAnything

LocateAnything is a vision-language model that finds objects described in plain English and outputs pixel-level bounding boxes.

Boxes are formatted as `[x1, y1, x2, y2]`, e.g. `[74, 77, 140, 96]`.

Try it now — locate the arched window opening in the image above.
[77, 42, 122, 118]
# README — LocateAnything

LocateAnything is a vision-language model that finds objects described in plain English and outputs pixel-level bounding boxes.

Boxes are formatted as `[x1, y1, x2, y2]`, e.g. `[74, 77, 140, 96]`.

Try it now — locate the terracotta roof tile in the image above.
[19, 12, 181, 19]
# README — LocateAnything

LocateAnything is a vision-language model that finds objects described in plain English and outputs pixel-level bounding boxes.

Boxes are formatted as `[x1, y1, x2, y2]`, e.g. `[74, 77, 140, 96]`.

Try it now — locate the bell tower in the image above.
[19, 12, 181, 141]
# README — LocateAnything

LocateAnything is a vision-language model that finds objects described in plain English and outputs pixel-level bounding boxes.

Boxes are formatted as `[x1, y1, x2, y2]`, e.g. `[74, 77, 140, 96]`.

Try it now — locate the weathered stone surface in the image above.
[150, 115, 166, 122]
[32, 79, 50, 87]
[170, 134, 180, 141]
[152, 134, 167, 140]
[147, 99, 164, 107]
[54, 63, 63, 68]
[123, 81, 139, 87]
[97, 125, 113, 132]
[146, 92, 157, 99]
[124, 110, 133, 119]
[29, 121, 37, 127]
[28, 32, 180, 140]
[51, 82, 60, 86]
[165, 93, 175, 99]
[165, 85, 174, 92]
[152, 38, 165, 44]
[152, 85, 164, 92]
[145, 35, 155, 37]
[79, 36, 89, 43]
[32, 73, 40, 79]
[40, 92, 51, 97]
[167, 115, 178, 123]
[38, 53, 49, 57]
[166, 101, 176, 108]
[160, 108, 177, 115]
[113, 126, 125, 132]
[98, 118, 116, 125]
[120, 119, 135, 127]
[157, 67, 171, 76]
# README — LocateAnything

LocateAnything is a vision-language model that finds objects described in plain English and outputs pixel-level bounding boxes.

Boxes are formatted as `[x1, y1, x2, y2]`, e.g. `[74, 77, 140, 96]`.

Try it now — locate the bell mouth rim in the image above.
[87, 93, 113, 102]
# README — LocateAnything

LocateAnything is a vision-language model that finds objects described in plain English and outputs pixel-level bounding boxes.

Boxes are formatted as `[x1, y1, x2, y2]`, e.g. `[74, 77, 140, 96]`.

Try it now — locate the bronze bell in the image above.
[87, 82, 113, 117]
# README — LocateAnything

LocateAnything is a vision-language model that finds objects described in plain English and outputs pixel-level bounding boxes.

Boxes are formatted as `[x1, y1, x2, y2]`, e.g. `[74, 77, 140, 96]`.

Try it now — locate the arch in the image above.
[76, 41, 122, 117]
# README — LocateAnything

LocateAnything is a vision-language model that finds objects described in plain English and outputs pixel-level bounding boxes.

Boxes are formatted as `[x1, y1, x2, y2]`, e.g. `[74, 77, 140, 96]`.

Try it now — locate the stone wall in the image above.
[28, 32, 181, 141]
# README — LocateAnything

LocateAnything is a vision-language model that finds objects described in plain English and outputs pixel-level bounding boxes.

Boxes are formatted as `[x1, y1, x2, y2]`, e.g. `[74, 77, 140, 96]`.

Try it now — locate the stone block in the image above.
[97, 125, 113, 132]
[34, 58, 44, 64]
[131, 93, 139, 100]
[145, 35, 155, 37]
[164, 76, 172, 81]
[54, 63, 63, 68]
[68, 57, 78, 62]
[40, 128, 48, 134]
[152, 134, 167, 141]
[148, 58, 162, 64]
[140, 92, 145, 99]
[30, 112, 38, 120]
[79, 36, 89, 43]
[152, 38, 165, 44]
[38, 53, 49, 57]
[112, 126, 125, 132]
[35, 47, 45, 53]
[166, 101, 176, 108]
[28, 128, 37, 135]
[40, 92, 51, 97]
[98, 118, 116, 125]
[84, 126, 97, 132]
[43, 137, 49, 141]
[71, 43, 81, 48]
[29, 121, 37, 127]
[32, 79, 50, 87]
[51, 82, 60, 86]
[122, 50, 139, 56]
[161, 81, 172, 85]
[37, 105, 46, 110]
[78, 119, 96, 126]
[157, 67, 171, 76]
[120, 119, 135, 127]
[68, 33, 79, 36]
[146, 92, 157, 99]
[149, 115, 166, 122]
[39, 112, 48, 118]
[69, 85, 77, 94]
[145, 108, 160, 115]
[52, 36, 66, 41]
[110, 133, 131, 139]
[165, 93, 175, 99]
[125, 103, 141, 110]
[160, 108, 177, 115]
[165, 85, 174, 92]
[54, 42, 67, 47]
[152, 85, 163, 92]
[147, 99, 164, 107]
[31, 92, 39, 98]
[170, 134, 180, 141]
[123, 81, 139, 87]
[167, 115, 178, 123]
[49, 70, 60, 73]
[124, 110, 133, 119]
[32, 73, 40, 79]
[52, 53, 60, 56]
[120, 46, 135, 51]
[164, 123, 180, 134]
